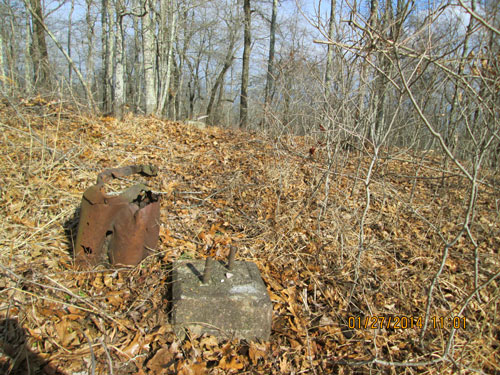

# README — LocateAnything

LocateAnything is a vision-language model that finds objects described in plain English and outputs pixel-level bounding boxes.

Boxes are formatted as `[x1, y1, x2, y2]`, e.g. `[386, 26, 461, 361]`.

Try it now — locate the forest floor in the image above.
[0, 96, 499, 374]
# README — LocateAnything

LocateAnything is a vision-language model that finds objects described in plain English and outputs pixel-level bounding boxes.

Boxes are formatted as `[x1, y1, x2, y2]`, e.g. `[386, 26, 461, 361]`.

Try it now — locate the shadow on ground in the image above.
[63, 206, 80, 261]
[0, 318, 64, 374]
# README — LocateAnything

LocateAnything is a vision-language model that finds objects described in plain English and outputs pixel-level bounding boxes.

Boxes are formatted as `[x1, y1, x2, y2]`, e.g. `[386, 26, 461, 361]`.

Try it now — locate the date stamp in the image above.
[348, 316, 466, 330]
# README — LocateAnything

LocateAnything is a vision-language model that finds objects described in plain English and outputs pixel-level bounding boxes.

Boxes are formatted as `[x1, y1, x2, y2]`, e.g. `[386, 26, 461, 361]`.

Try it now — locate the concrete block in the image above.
[171, 259, 272, 341]
[183, 120, 206, 129]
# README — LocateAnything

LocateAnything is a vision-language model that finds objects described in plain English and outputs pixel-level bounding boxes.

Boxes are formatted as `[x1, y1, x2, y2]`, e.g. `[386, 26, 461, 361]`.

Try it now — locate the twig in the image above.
[82, 331, 96, 375]
[457, 0, 500, 36]
[100, 338, 114, 375]
[0, 265, 126, 329]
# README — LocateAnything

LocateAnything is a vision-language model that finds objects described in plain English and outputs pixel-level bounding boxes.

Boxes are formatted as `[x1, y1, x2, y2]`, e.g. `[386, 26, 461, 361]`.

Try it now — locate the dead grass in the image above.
[0, 98, 498, 374]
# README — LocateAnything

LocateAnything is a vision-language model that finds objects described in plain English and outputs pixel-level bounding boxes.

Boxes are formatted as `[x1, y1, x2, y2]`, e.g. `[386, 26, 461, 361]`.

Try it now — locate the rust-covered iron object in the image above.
[202, 258, 215, 284]
[227, 245, 237, 271]
[74, 165, 160, 268]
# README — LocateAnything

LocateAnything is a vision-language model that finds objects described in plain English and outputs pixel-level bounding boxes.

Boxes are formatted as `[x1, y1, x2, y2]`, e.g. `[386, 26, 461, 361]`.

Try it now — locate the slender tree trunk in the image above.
[264, 0, 278, 108]
[324, 0, 336, 95]
[5, 8, 20, 92]
[322, 0, 337, 136]
[240, 0, 251, 128]
[368, 0, 381, 142]
[446, 0, 476, 151]
[85, 0, 95, 96]
[174, 7, 192, 120]
[175, 58, 183, 119]
[142, 0, 156, 115]
[67, 0, 74, 83]
[214, 76, 225, 125]
[206, 35, 236, 124]
[156, 0, 177, 116]
[101, 0, 108, 109]
[0, 33, 4, 92]
[132, 3, 141, 111]
[114, 0, 125, 118]
[203, 32, 213, 109]
[24, 13, 33, 94]
[101, 0, 114, 113]
[28, 0, 50, 89]
[169, 57, 180, 119]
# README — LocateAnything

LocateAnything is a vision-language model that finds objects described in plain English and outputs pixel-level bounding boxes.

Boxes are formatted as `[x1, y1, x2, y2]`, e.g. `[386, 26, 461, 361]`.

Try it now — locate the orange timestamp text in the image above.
[348, 316, 467, 330]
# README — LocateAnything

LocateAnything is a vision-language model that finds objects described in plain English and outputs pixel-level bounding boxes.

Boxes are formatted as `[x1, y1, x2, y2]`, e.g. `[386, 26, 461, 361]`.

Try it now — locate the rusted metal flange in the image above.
[74, 165, 160, 268]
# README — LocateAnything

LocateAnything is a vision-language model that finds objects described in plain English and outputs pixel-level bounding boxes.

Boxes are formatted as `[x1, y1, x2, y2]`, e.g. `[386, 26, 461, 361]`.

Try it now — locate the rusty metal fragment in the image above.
[202, 258, 215, 284]
[227, 246, 237, 271]
[74, 165, 160, 268]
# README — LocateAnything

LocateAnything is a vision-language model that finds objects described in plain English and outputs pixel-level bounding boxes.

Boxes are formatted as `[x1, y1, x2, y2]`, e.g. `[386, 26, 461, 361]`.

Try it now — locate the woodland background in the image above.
[0, 0, 499, 374]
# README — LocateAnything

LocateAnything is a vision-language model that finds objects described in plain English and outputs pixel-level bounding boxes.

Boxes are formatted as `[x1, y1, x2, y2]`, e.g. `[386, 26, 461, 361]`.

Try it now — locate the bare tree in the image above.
[28, 0, 50, 89]
[156, 0, 177, 115]
[113, 0, 125, 118]
[240, 0, 251, 128]
[24, 11, 33, 94]
[141, 0, 156, 115]
[206, 25, 237, 124]
[101, 0, 114, 113]
[67, 0, 74, 83]
[264, 0, 278, 109]
[323, 0, 335, 95]
[85, 0, 96, 95]
[23, 0, 95, 109]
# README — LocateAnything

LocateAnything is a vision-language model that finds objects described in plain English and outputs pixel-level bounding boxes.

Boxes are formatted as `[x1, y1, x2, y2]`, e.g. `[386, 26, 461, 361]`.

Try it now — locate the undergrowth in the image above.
[0, 98, 499, 374]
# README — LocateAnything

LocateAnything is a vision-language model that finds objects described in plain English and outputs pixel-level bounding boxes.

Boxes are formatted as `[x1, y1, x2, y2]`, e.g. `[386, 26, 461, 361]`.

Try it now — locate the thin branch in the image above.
[82, 331, 96, 375]
[457, 0, 500, 36]
[100, 338, 114, 375]
[394, 47, 473, 181]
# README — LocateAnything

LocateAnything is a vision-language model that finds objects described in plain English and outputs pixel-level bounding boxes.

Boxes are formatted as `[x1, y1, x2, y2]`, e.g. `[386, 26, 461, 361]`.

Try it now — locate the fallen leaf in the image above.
[199, 335, 218, 348]
[219, 356, 244, 371]
[123, 333, 144, 358]
[147, 347, 174, 373]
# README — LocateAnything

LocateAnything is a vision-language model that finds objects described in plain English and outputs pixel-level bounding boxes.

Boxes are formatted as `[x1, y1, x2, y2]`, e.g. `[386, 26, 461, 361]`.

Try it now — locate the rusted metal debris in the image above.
[74, 165, 160, 268]
[227, 246, 237, 271]
[202, 258, 215, 284]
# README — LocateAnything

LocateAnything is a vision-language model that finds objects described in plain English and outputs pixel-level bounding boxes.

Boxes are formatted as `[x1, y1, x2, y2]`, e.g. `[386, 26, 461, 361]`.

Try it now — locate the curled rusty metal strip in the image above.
[74, 165, 160, 268]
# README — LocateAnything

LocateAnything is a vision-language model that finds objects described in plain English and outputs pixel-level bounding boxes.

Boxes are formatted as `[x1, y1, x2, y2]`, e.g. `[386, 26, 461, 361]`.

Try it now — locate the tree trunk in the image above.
[131, 2, 141, 111]
[0, 32, 4, 92]
[28, 0, 50, 89]
[67, 0, 75, 83]
[156, 0, 177, 116]
[113, 0, 125, 118]
[240, 0, 251, 128]
[142, 0, 156, 115]
[24, 13, 33, 94]
[207, 35, 236, 124]
[85, 0, 96, 96]
[173, 6, 193, 120]
[264, 0, 278, 108]
[114, 21, 125, 117]
[4, 8, 21, 93]
[101, 0, 114, 113]
[324, 0, 336, 95]
[368, 0, 382, 143]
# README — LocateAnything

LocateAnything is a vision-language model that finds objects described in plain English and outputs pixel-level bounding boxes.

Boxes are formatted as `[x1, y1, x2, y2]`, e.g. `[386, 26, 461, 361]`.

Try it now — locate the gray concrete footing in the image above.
[171, 259, 272, 341]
